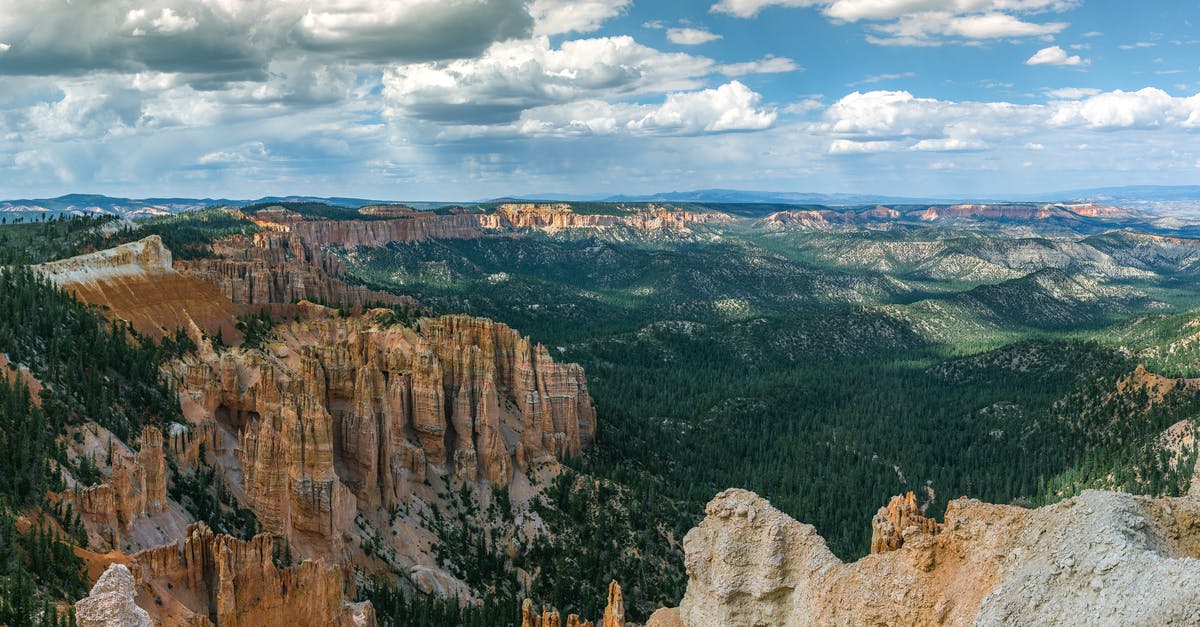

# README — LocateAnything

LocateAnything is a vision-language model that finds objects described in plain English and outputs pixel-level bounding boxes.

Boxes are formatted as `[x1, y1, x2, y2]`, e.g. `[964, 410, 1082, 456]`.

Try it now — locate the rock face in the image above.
[177, 230, 410, 308]
[264, 204, 728, 248]
[35, 235, 241, 340]
[869, 491, 941, 554]
[176, 311, 595, 558]
[56, 426, 171, 550]
[133, 522, 374, 627]
[74, 563, 153, 627]
[677, 489, 1200, 626]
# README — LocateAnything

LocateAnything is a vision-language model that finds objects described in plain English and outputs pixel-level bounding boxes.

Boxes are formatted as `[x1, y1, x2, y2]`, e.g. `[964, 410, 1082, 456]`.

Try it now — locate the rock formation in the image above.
[521, 580, 626, 627]
[175, 310, 595, 559]
[35, 235, 241, 340]
[176, 228, 411, 308]
[75, 563, 153, 627]
[54, 426, 172, 550]
[869, 491, 941, 554]
[675, 488, 1200, 626]
[132, 522, 374, 626]
[242, 204, 728, 249]
[758, 203, 1133, 231]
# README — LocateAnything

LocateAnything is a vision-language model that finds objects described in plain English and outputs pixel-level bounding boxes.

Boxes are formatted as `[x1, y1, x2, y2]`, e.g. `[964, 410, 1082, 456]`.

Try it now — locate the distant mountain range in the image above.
[503, 185, 1200, 207]
[5, 185, 1200, 222]
[0, 194, 394, 221]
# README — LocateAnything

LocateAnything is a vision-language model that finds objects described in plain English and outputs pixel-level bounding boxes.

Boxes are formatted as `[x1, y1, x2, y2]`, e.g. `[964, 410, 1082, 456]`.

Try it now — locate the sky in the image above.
[0, 0, 1198, 200]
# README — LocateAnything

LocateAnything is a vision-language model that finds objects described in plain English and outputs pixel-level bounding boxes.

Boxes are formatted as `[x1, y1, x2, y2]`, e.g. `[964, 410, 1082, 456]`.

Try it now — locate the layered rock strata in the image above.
[177, 230, 408, 308]
[176, 311, 595, 558]
[677, 488, 1200, 626]
[35, 235, 241, 339]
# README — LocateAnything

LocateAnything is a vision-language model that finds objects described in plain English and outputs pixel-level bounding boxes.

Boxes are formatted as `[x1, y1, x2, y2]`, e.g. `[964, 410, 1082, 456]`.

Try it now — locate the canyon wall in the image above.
[175, 311, 596, 559]
[675, 488, 1200, 626]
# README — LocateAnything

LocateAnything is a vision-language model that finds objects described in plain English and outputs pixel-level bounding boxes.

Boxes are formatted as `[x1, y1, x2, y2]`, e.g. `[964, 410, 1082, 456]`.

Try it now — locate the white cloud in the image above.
[1049, 88, 1200, 129]
[710, 0, 820, 19]
[631, 81, 776, 132]
[667, 27, 724, 45]
[427, 81, 777, 139]
[1026, 45, 1088, 66]
[0, 0, 535, 83]
[828, 139, 900, 154]
[717, 55, 800, 76]
[529, 0, 632, 35]
[383, 36, 715, 125]
[711, 0, 1076, 46]
[0, 43, 9, 53]
[1046, 87, 1100, 99]
[1025, 142, 1044, 150]
[1119, 41, 1156, 50]
[911, 137, 987, 151]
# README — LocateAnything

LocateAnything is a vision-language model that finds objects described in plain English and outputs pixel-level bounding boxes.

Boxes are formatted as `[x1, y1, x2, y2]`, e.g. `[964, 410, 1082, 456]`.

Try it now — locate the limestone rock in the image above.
[676, 488, 1200, 626]
[74, 564, 153, 627]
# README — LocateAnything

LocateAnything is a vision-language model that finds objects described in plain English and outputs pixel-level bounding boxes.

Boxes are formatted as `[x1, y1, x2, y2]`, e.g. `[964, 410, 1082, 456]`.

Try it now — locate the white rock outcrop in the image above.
[74, 563, 153, 627]
[678, 488, 1200, 626]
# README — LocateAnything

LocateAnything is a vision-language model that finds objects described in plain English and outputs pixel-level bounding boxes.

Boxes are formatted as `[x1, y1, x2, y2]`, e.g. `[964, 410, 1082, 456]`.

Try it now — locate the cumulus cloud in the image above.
[1049, 88, 1200, 129]
[1026, 45, 1087, 66]
[382, 36, 715, 125]
[0, 0, 534, 85]
[529, 0, 632, 35]
[667, 27, 724, 45]
[712, 0, 1075, 46]
[821, 87, 1200, 155]
[631, 81, 776, 132]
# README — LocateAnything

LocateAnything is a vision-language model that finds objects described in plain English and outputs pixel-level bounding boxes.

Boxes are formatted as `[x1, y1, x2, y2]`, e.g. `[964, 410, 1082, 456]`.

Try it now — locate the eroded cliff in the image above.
[35, 235, 241, 340]
[675, 488, 1200, 626]
[174, 309, 596, 570]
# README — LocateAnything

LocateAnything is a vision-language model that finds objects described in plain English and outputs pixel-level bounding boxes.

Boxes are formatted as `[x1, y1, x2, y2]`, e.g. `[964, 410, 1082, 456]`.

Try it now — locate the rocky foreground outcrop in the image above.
[75, 564, 153, 627]
[176, 310, 596, 561]
[676, 488, 1200, 626]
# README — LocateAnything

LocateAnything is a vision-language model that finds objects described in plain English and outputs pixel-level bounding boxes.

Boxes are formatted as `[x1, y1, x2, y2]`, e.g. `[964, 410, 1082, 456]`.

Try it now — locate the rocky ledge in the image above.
[675, 488, 1200, 626]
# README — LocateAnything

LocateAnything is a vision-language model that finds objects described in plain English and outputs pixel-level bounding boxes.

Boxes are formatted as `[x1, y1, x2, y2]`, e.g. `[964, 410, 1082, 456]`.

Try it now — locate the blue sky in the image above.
[0, 0, 1198, 200]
